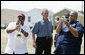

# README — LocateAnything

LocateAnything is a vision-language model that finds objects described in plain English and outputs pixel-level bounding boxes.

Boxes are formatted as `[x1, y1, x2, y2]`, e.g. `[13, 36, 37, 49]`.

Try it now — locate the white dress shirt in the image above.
[5, 22, 31, 54]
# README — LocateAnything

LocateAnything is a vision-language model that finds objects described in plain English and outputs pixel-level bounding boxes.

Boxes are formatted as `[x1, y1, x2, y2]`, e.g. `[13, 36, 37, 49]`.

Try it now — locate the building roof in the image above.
[54, 8, 84, 16]
[1, 8, 26, 24]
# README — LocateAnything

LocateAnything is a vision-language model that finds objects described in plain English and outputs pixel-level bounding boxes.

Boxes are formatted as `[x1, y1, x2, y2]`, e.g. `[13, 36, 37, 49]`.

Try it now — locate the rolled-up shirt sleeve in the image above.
[76, 23, 84, 37]
[5, 22, 14, 34]
[32, 22, 39, 34]
[22, 25, 31, 40]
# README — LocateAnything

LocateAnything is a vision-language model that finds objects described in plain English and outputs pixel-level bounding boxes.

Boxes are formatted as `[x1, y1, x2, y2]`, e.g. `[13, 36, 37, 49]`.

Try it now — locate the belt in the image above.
[37, 36, 51, 39]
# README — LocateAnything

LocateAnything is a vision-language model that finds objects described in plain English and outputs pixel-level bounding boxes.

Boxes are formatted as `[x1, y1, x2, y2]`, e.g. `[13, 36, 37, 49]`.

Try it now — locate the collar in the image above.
[69, 21, 78, 24]
[41, 18, 49, 23]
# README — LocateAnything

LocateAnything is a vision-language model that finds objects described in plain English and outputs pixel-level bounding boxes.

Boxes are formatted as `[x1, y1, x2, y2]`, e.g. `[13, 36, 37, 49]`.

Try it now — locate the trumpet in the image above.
[55, 16, 64, 23]
[17, 21, 21, 32]
[16, 21, 22, 39]
[55, 14, 69, 23]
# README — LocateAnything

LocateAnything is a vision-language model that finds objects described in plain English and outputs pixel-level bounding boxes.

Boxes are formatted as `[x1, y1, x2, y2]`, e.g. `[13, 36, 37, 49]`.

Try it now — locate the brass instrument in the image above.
[55, 16, 64, 23]
[55, 13, 69, 23]
[16, 21, 22, 39]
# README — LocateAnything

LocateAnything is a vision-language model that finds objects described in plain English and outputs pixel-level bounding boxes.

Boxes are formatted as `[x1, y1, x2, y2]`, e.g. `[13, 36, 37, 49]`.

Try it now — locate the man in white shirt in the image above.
[5, 14, 31, 54]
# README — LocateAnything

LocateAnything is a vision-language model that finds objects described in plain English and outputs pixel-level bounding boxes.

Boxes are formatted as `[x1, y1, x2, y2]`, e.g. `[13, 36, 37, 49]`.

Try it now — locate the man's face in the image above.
[42, 10, 49, 20]
[69, 12, 77, 22]
[18, 16, 25, 25]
